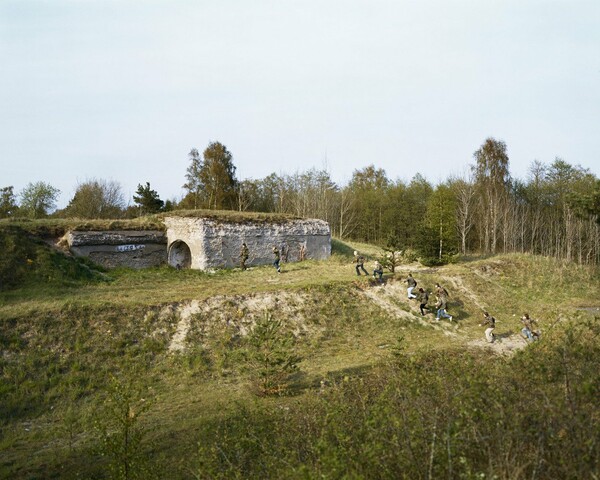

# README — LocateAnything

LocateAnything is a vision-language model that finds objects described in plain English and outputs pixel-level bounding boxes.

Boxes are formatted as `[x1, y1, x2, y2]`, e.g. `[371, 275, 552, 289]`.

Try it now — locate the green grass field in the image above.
[1, 225, 599, 479]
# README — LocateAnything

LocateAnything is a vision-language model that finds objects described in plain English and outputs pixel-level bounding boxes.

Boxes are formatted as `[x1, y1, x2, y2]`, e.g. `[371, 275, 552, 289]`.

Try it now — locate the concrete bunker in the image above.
[164, 215, 331, 271]
[63, 213, 331, 271]
[168, 240, 192, 269]
[65, 230, 167, 269]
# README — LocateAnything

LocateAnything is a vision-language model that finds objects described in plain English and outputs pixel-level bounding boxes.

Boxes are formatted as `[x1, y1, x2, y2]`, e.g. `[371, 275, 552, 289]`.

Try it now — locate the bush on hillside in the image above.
[0, 226, 106, 290]
[193, 320, 600, 479]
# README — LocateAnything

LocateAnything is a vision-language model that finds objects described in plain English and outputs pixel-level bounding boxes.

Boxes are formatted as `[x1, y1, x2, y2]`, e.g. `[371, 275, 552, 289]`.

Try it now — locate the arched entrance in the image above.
[168, 240, 192, 269]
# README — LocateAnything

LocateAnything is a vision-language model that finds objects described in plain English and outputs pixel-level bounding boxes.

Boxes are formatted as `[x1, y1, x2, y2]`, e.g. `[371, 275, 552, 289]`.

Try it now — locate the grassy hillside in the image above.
[0, 228, 599, 479]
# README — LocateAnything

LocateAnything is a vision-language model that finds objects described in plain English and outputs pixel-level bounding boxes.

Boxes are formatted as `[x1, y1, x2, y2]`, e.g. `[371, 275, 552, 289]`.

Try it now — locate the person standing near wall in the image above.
[272, 246, 281, 273]
[479, 311, 496, 343]
[280, 242, 289, 263]
[299, 243, 307, 261]
[240, 242, 249, 270]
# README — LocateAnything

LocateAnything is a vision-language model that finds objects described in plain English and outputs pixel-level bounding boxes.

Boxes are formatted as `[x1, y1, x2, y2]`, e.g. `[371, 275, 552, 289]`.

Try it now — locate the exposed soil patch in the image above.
[166, 291, 315, 352]
[467, 335, 527, 356]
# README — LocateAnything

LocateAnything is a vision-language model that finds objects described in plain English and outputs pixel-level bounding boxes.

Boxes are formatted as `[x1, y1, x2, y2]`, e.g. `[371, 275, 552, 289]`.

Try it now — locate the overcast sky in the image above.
[1, 0, 599, 208]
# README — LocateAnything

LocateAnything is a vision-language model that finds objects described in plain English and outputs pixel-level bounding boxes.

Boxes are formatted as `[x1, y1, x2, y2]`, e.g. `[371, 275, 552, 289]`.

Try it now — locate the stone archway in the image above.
[168, 240, 192, 269]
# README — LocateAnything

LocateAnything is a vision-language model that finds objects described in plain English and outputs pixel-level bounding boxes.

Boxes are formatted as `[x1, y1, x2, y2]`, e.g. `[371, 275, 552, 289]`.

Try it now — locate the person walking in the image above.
[406, 273, 417, 299]
[417, 288, 429, 316]
[521, 313, 540, 342]
[272, 246, 281, 273]
[434, 282, 449, 298]
[299, 243, 307, 261]
[354, 251, 369, 276]
[240, 242, 249, 270]
[435, 294, 453, 321]
[479, 311, 496, 343]
[373, 260, 384, 282]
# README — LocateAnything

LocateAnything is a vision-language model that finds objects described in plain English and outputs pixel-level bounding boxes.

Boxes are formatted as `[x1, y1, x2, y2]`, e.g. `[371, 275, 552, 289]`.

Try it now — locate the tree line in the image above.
[2, 138, 599, 265]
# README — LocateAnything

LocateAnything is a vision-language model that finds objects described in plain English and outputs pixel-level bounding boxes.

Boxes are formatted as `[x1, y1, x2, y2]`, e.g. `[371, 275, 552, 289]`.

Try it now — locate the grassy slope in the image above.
[0, 228, 599, 479]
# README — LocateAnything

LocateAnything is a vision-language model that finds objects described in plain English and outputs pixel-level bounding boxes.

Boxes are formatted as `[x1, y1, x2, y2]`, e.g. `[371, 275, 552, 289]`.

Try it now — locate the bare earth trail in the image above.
[164, 274, 527, 356]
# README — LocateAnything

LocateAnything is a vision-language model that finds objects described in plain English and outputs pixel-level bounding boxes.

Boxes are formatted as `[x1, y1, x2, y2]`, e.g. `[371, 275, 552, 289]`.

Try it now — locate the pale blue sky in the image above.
[1, 0, 599, 208]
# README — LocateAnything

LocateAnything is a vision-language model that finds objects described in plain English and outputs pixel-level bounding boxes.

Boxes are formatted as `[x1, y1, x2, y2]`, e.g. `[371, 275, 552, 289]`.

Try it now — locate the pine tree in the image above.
[133, 182, 164, 215]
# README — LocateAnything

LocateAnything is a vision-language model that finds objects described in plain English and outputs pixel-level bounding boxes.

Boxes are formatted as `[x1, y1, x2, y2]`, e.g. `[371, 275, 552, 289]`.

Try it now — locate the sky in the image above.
[1, 0, 599, 209]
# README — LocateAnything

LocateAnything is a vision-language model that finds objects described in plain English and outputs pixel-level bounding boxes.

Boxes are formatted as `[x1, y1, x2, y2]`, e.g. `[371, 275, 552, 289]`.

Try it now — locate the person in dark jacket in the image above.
[240, 242, 249, 270]
[417, 288, 429, 316]
[479, 311, 496, 343]
[272, 246, 281, 273]
[354, 251, 369, 276]
[521, 313, 540, 342]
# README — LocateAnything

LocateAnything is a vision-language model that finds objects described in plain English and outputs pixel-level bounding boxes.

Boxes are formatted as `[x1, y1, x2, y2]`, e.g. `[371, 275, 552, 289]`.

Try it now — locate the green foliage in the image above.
[0, 226, 106, 291]
[60, 178, 126, 219]
[378, 246, 418, 272]
[18, 181, 60, 218]
[347, 165, 390, 243]
[243, 312, 301, 396]
[195, 322, 600, 479]
[416, 183, 459, 265]
[133, 182, 164, 215]
[1, 246, 599, 478]
[182, 142, 238, 210]
[330, 237, 355, 258]
[95, 374, 153, 480]
[0, 186, 18, 218]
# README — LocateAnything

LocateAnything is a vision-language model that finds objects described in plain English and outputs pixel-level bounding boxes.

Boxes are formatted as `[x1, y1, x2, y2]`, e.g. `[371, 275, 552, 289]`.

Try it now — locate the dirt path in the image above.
[165, 279, 529, 355]
[467, 335, 527, 356]
[168, 300, 202, 352]
[441, 275, 487, 311]
[361, 281, 459, 336]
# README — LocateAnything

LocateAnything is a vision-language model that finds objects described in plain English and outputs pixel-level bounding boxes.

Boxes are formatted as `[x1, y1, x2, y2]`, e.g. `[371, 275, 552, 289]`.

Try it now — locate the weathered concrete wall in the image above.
[66, 230, 167, 269]
[164, 217, 330, 270]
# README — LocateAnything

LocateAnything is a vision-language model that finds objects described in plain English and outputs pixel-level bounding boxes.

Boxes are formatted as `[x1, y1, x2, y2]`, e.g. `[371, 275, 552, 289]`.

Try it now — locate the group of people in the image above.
[353, 251, 387, 285]
[478, 311, 540, 344]
[353, 250, 542, 345]
[414, 278, 453, 322]
[239, 242, 307, 274]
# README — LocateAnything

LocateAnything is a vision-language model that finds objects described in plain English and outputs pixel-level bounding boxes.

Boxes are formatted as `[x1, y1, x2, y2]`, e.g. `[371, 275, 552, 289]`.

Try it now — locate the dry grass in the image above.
[1, 236, 599, 479]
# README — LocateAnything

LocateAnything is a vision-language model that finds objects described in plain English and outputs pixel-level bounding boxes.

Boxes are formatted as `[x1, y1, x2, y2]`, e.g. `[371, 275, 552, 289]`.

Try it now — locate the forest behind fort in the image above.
[2, 137, 600, 266]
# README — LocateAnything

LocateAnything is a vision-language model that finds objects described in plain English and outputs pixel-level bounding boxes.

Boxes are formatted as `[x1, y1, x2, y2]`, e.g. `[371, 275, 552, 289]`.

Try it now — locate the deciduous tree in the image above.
[472, 138, 510, 253]
[182, 148, 202, 209]
[64, 179, 125, 219]
[0, 186, 18, 218]
[19, 181, 60, 218]
[182, 142, 238, 210]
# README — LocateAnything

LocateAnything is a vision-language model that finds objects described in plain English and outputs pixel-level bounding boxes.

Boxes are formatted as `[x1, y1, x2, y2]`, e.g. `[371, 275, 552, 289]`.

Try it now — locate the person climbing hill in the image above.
[354, 251, 369, 276]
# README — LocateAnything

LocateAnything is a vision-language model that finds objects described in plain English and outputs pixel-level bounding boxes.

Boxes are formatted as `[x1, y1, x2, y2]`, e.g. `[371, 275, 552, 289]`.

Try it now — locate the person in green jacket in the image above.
[353, 251, 369, 276]
[240, 242, 249, 270]
[479, 311, 496, 343]
[272, 246, 281, 273]
[417, 288, 429, 316]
